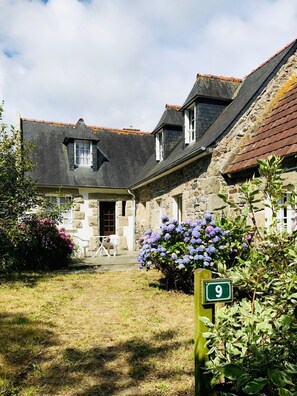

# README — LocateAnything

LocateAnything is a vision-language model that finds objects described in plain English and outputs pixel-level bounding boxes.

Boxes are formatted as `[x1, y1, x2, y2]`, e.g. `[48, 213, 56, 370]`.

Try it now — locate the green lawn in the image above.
[0, 269, 194, 395]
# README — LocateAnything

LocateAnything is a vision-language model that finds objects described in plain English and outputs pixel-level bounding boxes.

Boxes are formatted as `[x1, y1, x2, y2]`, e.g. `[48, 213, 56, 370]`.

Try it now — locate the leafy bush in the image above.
[203, 156, 297, 395]
[138, 214, 250, 292]
[138, 156, 297, 394]
[0, 105, 75, 272]
[0, 215, 75, 272]
[12, 215, 75, 271]
[0, 105, 39, 223]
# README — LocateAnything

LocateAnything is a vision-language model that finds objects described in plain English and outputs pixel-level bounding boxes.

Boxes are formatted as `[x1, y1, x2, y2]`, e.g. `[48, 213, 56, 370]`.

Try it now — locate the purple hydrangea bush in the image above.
[138, 213, 232, 292]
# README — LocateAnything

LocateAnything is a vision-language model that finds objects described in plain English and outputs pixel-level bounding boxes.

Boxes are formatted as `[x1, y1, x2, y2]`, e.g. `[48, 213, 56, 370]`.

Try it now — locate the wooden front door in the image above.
[99, 201, 116, 236]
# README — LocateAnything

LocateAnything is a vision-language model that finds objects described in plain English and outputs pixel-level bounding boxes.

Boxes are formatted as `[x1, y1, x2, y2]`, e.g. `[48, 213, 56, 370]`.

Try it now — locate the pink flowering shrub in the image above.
[12, 215, 75, 270]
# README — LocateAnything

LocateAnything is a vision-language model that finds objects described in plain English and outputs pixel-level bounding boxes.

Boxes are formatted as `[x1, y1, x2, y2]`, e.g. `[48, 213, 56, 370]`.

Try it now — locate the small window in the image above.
[156, 131, 163, 161]
[74, 140, 92, 167]
[265, 193, 296, 232]
[153, 199, 162, 228]
[173, 194, 183, 222]
[122, 201, 126, 217]
[185, 106, 196, 144]
[277, 194, 296, 232]
[46, 196, 73, 228]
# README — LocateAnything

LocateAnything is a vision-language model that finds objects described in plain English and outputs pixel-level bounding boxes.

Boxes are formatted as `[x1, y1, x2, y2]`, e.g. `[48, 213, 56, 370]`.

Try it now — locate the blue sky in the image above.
[0, 0, 296, 131]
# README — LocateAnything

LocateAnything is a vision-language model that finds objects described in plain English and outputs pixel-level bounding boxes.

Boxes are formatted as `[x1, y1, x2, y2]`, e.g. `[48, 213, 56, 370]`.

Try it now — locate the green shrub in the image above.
[0, 105, 74, 272]
[138, 213, 251, 293]
[1, 215, 74, 272]
[15, 215, 74, 271]
[204, 156, 297, 395]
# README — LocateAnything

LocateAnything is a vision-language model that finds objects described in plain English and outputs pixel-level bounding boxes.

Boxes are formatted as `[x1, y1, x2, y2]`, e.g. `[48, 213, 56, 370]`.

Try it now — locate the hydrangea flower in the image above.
[137, 212, 230, 273]
[167, 223, 176, 232]
[205, 213, 212, 221]
[161, 214, 169, 223]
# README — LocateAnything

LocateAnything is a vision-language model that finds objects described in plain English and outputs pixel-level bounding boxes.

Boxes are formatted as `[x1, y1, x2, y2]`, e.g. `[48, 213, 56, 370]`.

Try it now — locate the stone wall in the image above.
[135, 51, 297, 239]
[38, 187, 134, 253]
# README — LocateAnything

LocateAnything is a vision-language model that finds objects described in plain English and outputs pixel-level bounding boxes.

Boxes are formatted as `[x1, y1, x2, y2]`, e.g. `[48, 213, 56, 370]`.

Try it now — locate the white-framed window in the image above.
[46, 196, 73, 228]
[276, 194, 296, 232]
[155, 131, 164, 161]
[185, 106, 196, 144]
[265, 193, 296, 232]
[74, 140, 92, 167]
[173, 194, 183, 222]
[153, 199, 162, 229]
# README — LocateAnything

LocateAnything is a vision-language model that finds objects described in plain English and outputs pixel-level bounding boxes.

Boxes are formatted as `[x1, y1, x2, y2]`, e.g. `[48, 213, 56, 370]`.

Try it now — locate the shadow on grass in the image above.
[148, 276, 194, 295]
[0, 312, 57, 394]
[0, 270, 62, 288]
[0, 265, 81, 288]
[37, 329, 194, 395]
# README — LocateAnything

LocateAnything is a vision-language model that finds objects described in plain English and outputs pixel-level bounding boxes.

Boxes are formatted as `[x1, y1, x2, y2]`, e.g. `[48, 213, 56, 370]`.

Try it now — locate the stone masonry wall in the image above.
[54, 192, 133, 253]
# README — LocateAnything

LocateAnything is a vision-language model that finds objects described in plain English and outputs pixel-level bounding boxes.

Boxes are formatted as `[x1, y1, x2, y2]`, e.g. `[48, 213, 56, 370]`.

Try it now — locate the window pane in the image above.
[75, 141, 92, 166]
[46, 196, 72, 228]
[276, 194, 296, 232]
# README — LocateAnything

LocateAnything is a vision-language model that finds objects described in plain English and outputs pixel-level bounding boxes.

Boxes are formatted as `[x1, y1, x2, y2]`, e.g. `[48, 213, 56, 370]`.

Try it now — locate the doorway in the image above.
[99, 201, 116, 236]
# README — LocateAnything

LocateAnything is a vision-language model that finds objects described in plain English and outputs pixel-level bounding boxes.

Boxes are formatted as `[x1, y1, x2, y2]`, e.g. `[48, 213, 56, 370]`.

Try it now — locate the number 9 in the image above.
[215, 285, 223, 298]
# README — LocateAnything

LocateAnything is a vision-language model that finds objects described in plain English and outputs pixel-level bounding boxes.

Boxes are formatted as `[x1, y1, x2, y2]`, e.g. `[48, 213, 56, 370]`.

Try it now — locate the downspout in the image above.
[128, 188, 136, 251]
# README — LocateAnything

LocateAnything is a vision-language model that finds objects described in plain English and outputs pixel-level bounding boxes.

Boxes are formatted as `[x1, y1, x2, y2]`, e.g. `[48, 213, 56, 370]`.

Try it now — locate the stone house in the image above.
[22, 39, 297, 253]
[130, 38, 297, 240]
[21, 117, 154, 252]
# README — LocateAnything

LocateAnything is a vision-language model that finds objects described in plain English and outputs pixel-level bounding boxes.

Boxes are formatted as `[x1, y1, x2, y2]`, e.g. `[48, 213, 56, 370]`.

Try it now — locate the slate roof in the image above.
[131, 39, 297, 189]
[153, 104, 183, 133]
[22, 118, 154, 189]
[180, 74, 242, 110]
[224, 80, 297, 175]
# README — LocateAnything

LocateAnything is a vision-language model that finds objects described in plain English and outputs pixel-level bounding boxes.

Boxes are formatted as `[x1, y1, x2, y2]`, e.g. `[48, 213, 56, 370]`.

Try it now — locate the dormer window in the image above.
[74, 140, 92, 167]
[155, 131, 164, 161]
[185, 106, 196, 144]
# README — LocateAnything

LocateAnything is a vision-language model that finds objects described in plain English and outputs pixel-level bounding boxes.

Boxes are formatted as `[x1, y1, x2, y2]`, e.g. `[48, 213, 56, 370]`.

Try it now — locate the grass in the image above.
[0, 269, 195, 395]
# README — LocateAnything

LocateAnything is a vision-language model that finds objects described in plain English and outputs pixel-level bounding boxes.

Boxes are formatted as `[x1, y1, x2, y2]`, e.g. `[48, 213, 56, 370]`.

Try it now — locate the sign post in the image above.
[194, 271, 233, 396]
[194, 269, 215, 396]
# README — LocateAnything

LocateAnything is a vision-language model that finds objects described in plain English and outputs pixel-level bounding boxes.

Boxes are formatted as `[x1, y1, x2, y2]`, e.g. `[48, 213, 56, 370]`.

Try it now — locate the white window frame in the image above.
[154, 199, 162, 228]
[173, 194, 183, 222]
[46, 195, 73, 228]
[155, 131, 164, 161]
[74, 140, 92, 167]
[185, 106, 196, 144]
[276, 194, 296, 232]
[265, 192, 296, 233]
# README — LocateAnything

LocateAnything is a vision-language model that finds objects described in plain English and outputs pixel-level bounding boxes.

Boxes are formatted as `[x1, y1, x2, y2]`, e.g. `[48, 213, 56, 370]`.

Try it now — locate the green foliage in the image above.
[138, 214, 250, 293]
[204, 156, 297, 395]
[12, 215, 74, 270]
[0, 103, 39, 222]
[0, 104, 74, 271]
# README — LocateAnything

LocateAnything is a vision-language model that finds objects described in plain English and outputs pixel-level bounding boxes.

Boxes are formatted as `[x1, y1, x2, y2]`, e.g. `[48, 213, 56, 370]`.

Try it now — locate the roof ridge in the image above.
[196, 73, 242, 83]
[21, 117, 149, 134]
[244, 38, 297, 78]
[22, 118, 76, 127]
[165, 104, 181, 110]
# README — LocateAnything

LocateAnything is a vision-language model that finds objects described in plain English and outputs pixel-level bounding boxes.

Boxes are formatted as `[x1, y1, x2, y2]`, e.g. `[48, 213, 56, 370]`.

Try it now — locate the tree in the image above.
[0, 104, 74, 271]
[0, 103, 39, 222]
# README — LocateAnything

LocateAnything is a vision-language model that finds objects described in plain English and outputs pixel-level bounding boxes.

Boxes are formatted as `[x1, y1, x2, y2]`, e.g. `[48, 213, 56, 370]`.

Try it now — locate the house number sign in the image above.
[202, 279, 233, 304]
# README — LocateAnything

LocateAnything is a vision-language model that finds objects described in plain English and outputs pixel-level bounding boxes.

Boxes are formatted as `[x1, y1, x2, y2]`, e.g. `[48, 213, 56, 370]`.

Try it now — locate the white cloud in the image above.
[0, 0, 296, 131]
